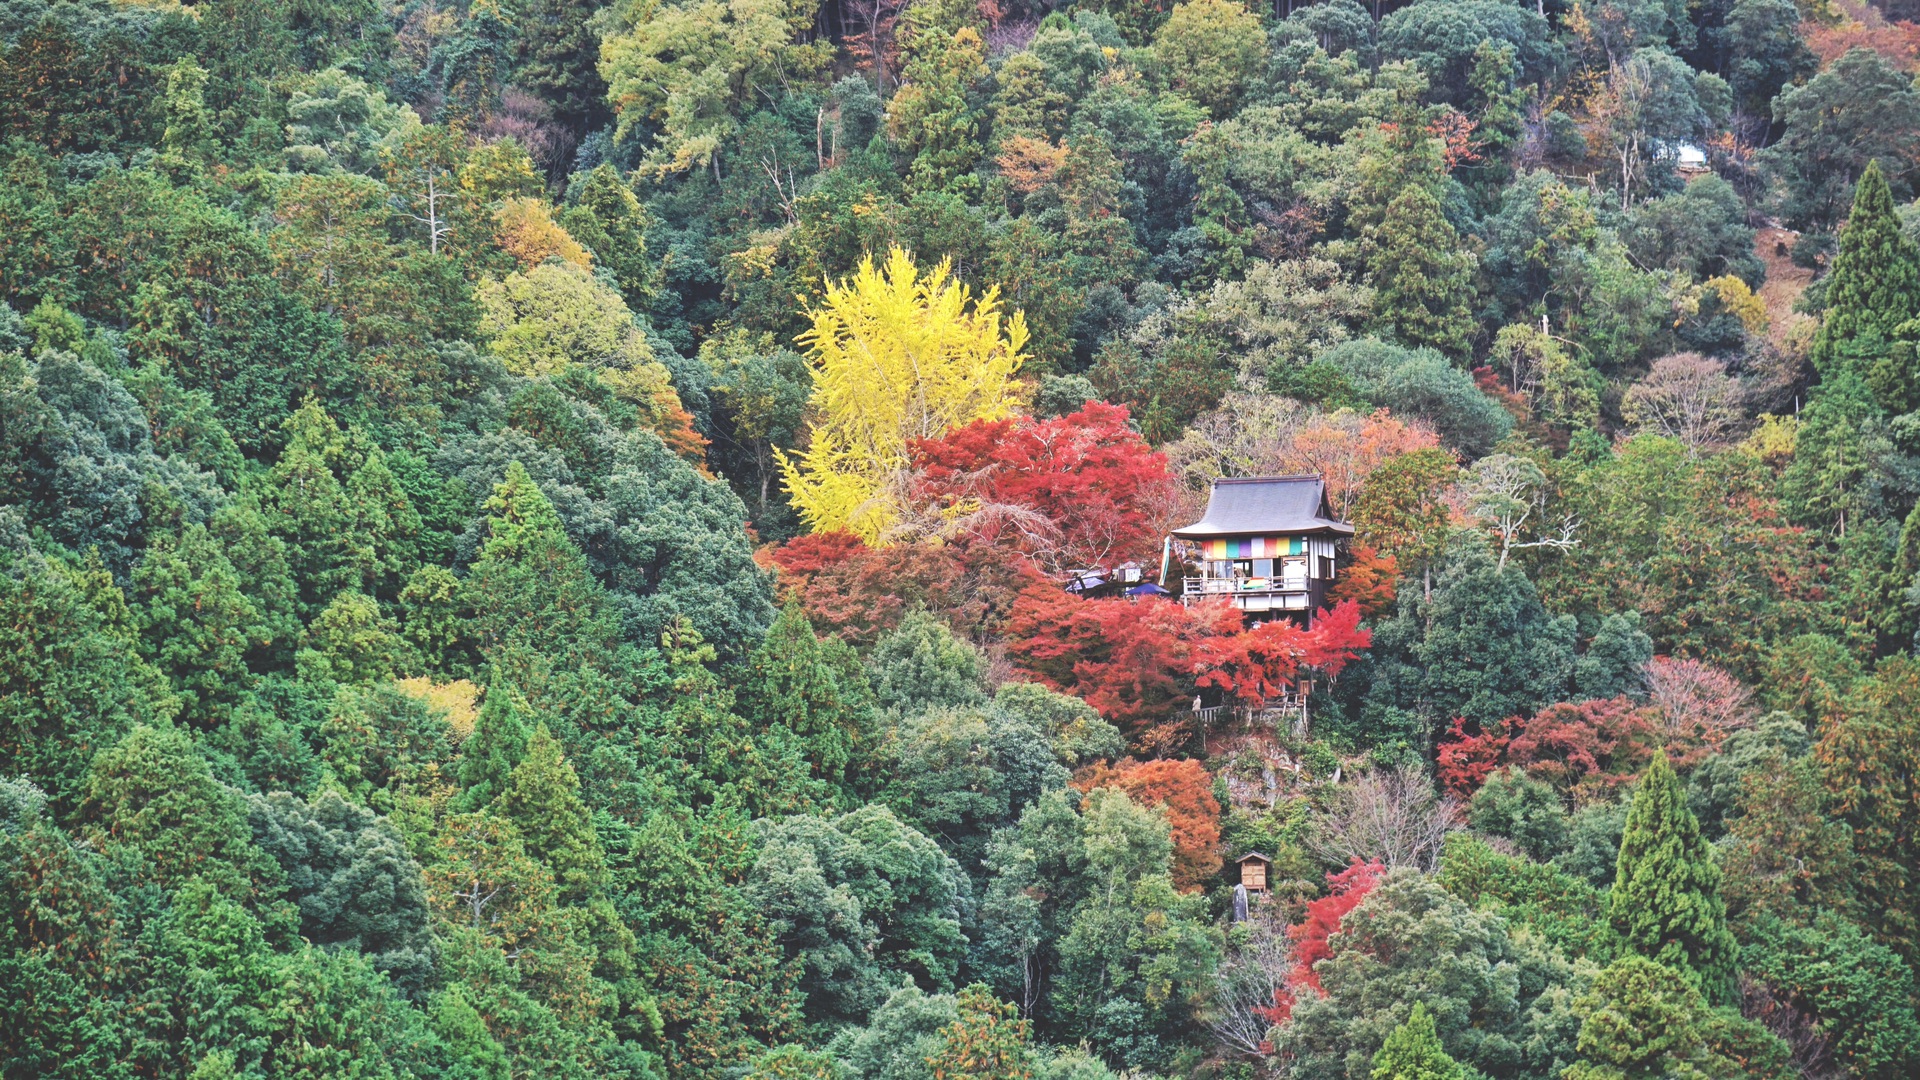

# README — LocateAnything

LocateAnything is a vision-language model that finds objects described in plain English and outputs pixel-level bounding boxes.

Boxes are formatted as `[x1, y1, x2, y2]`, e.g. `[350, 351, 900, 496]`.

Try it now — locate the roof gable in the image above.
[1170, 475, 1353, 539]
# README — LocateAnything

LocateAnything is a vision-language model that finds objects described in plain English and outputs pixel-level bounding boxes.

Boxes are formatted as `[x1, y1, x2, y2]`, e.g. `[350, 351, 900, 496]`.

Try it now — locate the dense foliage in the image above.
[2, 0, 1919, 1077]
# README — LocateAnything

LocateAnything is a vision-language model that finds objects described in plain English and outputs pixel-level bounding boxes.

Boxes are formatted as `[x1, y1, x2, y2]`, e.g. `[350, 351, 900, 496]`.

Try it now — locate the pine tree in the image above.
[459, 461, 618, 660]
[456, 687, 528, 812]
[1364, 186, 1480, 358]
[738, 604, 875, 790]
[1607, 750, 1739, 1004]
[495, 723, 606, 902]
[1371, 1004, 1466, 1080]
[1809, 160, 1920, 400]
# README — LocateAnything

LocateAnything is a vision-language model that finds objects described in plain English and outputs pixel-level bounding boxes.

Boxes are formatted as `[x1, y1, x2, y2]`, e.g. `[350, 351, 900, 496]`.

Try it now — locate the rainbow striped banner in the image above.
[1201, 536, 1307, 559]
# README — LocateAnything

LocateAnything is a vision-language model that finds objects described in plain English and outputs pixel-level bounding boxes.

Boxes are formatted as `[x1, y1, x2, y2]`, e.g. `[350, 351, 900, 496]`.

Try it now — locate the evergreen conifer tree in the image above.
[456, 687, 529, 812]
[495, 722, 606, 902]
[1364, 186, 1480, 358]
[1607, 751, 1739, 1004]
[1371, 1003, 1466, 1080]
[1808, 161, 1920, 400]
[738, 604, 875, 791]
[459, 462, 619, 659]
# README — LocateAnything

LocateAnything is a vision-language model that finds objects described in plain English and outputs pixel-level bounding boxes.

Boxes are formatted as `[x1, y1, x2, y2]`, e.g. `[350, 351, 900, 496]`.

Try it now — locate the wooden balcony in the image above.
[1180, 576, 1324, 613]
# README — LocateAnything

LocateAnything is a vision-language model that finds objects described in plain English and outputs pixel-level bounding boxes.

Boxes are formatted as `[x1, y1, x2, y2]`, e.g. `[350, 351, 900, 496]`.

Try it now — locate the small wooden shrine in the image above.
[1236, 851, 1272, 894]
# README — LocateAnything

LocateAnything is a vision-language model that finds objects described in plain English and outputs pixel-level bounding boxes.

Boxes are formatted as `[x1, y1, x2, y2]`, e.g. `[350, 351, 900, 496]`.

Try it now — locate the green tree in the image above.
[0, 553, 174, 811]
[1277, 868, 1566, 1080]
[460, 462, 621, 661]
[245, 789, 435, 993]
[1371, 1004, 1466, 1080]
[82, 724, 263, 896]
[1808, 161, 1920, 390]
[1607, 752, 1739, 1004]
[744, 805, 967, 1030]
[867, 610, 987, 715]
[456, 687, 530, 812]
[560, 164, 657, 309]
[738, 604, 876, 795]
[294, 590, 414, 684]
[1365, 532, 1578, 736]
[1152, 0, 1265, 118]
[924, 984, 1035, 1080]
[496, 723, 606, 903]
[1564, 954, 1786, 1080]
[1739, 913, 1920, 1080]
[1362, 186, 1478, 357]
[158, 55, 213, 173]
[131, 525, 262, 723]
[1760, 47, 1920, 231]
[1816, 655, 1920, 962]
[1468, 767, 1570, 863]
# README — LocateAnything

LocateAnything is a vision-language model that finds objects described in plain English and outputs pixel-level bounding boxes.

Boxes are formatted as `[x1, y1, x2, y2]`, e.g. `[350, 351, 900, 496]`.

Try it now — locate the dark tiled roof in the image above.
[1170, 476, 1354, 539]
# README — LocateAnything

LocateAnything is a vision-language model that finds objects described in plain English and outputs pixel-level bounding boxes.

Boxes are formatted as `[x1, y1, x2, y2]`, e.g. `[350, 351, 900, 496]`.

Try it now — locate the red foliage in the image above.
[1263, 859, 1383, 1026]
[1006, 587, 1242, 744]
[766, 530, 868, 579]
[1436, 714, 1505, 799]
[1008, 591, 1373, 750]
[1806, 19, 1920, 73]
[908, 402, 1176, 574]
[1328, 545, 1397, 620]
[1436, 715, 1514, 798]
[1472, 365, 1532, 424]
[1427, 110, 1483, 172]
[1507, 698, 1662, 801]
[1437, 697, 1688, 803]
[769, 532, 1043, 646]
[1074, 758, 1223, 890]
[1193, 601, 1371, 707]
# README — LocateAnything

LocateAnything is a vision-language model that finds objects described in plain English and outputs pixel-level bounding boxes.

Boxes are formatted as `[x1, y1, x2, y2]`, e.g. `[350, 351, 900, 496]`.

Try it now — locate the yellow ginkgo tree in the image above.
[781, 247, 1030, 543]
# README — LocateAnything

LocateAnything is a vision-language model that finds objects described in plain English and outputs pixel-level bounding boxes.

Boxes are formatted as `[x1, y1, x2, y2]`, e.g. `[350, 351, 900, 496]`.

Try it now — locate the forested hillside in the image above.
[2, 0, 1919, 1077]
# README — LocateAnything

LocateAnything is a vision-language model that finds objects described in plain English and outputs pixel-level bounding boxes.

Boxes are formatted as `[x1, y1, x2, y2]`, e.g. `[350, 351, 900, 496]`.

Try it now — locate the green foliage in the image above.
[82, 724, 265, 896]
[1438, 832, 1611, 958]
[1564, 954, 1787, 1080]
[1607, 753, 1739, 1005]
[1366, 532, 1578, 735]
[1808, 161, 1920, 397]
[1761, 47, 1920, 231]
[1741, 913, 1920, 1080]
[745, 805, 967, 1030]
[496, 723, 607, 903]
[0, 551, 173, 812]
[1468, 767, 1571, 863]
[1815, 654, 1920, 962]
[0, 4, 1907, 1073]
[867, 610, 987, 715]
[1277, 868, 1574, 1080]
[245, 789, 435, 993]
[1362, 185, 1478, 357]
[1371, 1003, 1466, 1080]
[457, 687, 529, 812]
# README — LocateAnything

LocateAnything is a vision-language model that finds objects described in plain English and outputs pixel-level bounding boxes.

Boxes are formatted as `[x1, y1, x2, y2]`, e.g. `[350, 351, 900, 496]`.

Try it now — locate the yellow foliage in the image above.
[780, 247, 1029, 543]
[1742, 413, 1797, 472]
[495, 197, 593, 270]
[1705, 275, 1769, 337]
[395, 676, 482, 740]
[996, 136, 1068, 194]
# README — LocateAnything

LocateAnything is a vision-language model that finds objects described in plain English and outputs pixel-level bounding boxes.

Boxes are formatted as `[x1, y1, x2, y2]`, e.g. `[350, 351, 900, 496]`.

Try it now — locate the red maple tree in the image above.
[1193, 600, 1370, 708]
[908, 402, 1175, 575]
[1437, 697, 1688, 802]
[1263, 859, 1384, 1025]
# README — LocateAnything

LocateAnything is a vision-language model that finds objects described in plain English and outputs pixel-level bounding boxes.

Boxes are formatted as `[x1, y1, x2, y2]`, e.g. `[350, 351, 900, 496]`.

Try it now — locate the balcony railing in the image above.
[1182, 576, 1311, 596]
